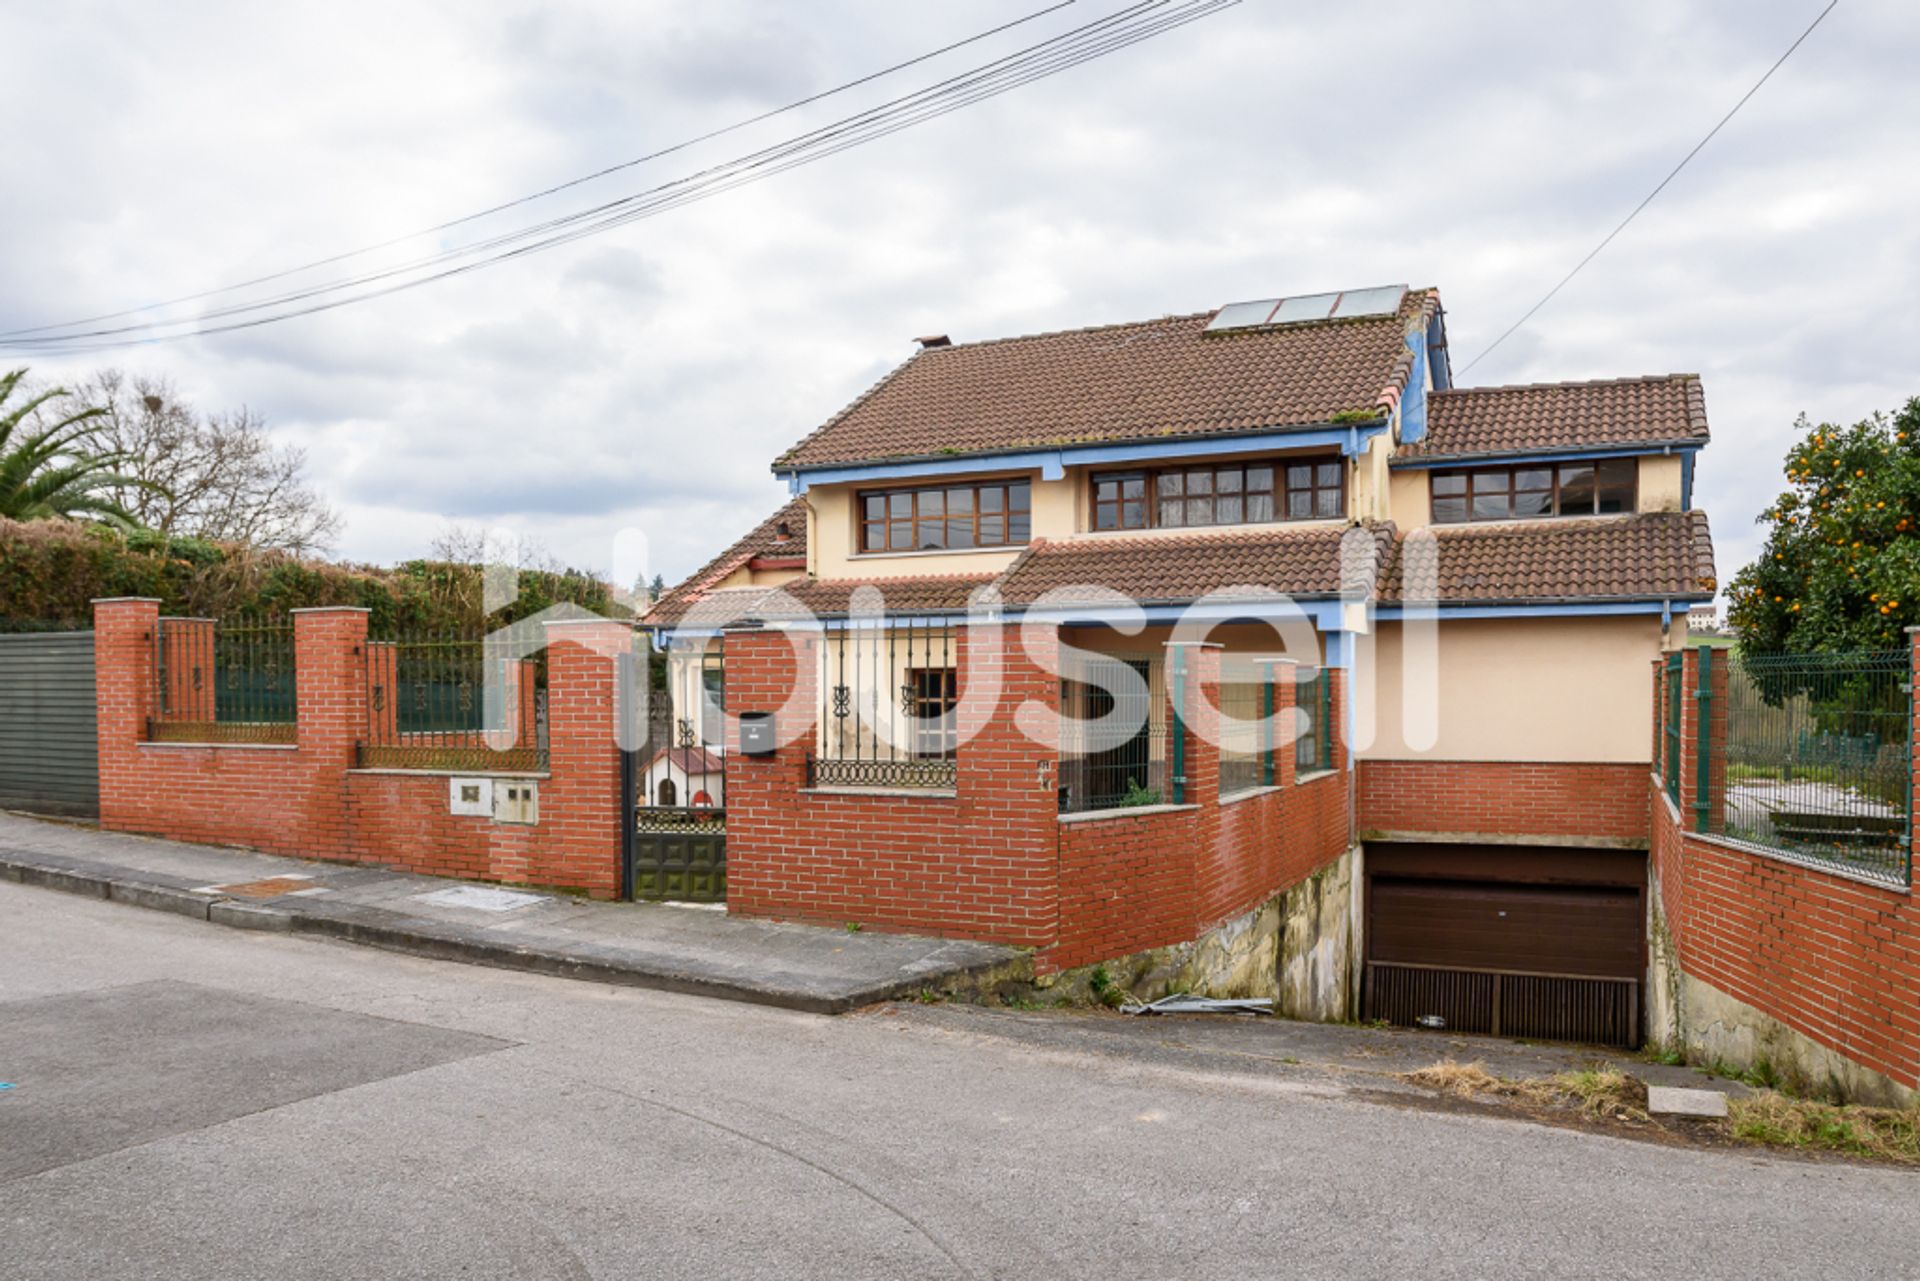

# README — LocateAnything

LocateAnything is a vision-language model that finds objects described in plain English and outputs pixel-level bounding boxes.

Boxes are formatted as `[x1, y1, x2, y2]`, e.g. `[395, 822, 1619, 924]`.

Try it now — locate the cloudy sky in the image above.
[4, 0, 1914, 599]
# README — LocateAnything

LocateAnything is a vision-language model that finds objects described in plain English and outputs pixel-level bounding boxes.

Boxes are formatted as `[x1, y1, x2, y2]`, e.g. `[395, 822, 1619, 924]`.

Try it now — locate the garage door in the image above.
[1363, 845, 1644, 1047]
[0, 631, 99, 818]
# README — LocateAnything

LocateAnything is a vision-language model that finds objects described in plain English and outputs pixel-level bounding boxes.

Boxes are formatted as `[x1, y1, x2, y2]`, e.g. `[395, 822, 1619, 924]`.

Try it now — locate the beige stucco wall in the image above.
[1638, 454, 1684, 512]
[1386, 467, 1430, 529]
[1350, 434, 1391, 523]
[1355, 615, 1666, 762]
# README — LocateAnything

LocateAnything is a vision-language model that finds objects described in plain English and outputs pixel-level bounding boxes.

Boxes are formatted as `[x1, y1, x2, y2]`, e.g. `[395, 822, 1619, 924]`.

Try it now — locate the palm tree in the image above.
[0, 368, 143, 524]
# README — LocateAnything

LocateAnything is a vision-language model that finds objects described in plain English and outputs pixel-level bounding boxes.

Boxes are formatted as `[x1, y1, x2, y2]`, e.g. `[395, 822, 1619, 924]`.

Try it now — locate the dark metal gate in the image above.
[0, 630, 99, 818]
[621, 643, 726, 903]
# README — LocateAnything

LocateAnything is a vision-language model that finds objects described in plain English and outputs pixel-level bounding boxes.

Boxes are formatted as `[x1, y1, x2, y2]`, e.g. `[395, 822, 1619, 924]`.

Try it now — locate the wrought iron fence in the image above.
[1294, 667, 1333, 775]
[1217, 662, 1276, 797]
[359, 631, 548, 771]
[1059, 654, 1169, 813]
[1707, 648, 1910, 887]
[149, 615, 297, 744]
[811, 619, 958, 790]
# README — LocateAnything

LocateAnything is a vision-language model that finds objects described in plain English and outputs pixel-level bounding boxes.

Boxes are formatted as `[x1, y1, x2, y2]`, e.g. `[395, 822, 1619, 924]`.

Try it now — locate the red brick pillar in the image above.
[721, 623, 818, 917]
[290, 608, 369, 766]
[92, 597, 161, 827]
[1261, 657, 1299, 790]
[956, 621, 1060, 944]
[540, 618, 631, 899]
[1169, 641, 1221, 806]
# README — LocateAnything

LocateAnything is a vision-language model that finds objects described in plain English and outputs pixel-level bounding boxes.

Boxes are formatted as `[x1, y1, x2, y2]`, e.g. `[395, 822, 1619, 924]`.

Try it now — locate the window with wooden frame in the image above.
[1091, 456, 1343, 532]
[905, 667, 958, 759]
[858, 480, 1031, 553]
[1429, 458, 1636, 524]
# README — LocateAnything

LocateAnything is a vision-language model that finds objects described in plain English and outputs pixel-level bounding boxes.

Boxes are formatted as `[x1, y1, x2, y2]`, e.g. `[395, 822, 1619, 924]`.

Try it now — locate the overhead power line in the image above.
[4, 1, 1239, 354]
[0, 0, 1076, 339]
[1459, 0, 1840, 376]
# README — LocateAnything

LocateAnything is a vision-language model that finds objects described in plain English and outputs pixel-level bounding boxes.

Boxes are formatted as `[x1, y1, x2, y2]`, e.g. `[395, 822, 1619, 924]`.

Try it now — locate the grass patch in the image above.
[1728, 1094, 1920, 1164]
[1403, 1060, 1646, 1121]
[1402, 1058, 1919, 1164]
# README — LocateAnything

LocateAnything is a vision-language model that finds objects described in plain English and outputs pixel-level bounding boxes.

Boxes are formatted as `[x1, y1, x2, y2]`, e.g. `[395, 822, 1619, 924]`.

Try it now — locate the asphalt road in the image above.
[1, 881, 1911, 1281]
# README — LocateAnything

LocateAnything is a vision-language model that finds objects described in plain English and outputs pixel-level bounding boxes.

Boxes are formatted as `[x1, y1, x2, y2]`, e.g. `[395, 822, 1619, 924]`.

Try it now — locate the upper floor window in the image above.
[1430, 458, 1635, 524]
[1091, 457, 1343, 532]
[859, 480, 1031, 553]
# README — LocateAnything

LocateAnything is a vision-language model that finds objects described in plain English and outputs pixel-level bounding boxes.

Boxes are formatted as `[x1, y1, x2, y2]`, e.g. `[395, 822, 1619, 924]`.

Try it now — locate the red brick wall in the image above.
[1050, 654, 1353, 971]
[723, 629, 1356, 970]
[1355, 759, 1649, 842]
[723, 623, 1062, 944]
[93, 599, 626, 897]
[1652, 794, 1920, 1091]
[1650, 644, 1920, 1092]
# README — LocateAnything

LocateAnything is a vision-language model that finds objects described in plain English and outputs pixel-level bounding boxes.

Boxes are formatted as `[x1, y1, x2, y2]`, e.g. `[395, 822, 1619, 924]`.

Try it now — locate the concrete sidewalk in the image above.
[0, 812, 1026, 1013]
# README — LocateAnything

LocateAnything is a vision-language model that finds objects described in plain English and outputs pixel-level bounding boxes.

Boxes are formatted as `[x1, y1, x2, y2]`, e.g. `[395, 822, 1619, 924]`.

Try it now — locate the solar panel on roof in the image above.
[1270, 292, 1340, 324]
[1330, 284, 1407, 318]
[1206, 299, 1280, 332]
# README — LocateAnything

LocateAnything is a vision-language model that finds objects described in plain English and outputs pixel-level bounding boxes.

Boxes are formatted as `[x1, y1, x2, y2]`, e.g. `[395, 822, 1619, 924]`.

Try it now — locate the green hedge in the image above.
[0, 517, 629, 633]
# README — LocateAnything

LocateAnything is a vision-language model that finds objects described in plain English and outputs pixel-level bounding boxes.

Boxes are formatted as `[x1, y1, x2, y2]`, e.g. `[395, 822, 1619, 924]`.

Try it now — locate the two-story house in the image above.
[644, 285, 1716, 1039]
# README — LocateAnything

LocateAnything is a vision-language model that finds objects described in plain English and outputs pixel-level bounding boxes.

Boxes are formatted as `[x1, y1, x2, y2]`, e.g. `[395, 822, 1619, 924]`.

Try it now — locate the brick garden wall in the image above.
[724, 632, 1356, 972]
[722, 623, 1062, 945]
[1647, 644, 1920, 1094]
[1355, 759, 1649, 843]
[93, 598, 626, 897]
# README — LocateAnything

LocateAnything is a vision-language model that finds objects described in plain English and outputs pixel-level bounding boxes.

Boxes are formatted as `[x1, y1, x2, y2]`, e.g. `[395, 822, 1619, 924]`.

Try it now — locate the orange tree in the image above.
[1728, 397, 1920, 654]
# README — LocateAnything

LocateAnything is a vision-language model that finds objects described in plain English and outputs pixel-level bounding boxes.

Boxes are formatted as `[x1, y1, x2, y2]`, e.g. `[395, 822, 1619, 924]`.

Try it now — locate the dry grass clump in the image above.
[1403, 1058, 1920, 1164]
[1402, 1059, 1646, 1120]
[1728, 1093, 1920, 1164]
[1403, 1060, 1523, 1098]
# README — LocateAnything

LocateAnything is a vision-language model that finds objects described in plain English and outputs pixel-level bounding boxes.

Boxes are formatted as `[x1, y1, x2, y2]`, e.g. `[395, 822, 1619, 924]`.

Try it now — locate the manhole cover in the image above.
[202, 874, 323, 899]
[413, 885, 547, 912]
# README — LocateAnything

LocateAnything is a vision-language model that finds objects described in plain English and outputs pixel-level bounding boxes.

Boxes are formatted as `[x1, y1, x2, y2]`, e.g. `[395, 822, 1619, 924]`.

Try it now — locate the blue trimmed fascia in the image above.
[780, 422, 1392, 494]
[1389, 443, 1703, 471]
[1398, 327, 1430, 445]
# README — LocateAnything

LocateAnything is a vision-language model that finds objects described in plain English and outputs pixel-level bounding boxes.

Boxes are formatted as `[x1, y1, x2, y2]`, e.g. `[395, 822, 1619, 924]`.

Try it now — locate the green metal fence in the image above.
[149, 615, 297, 744]
[1708, 648, 1910, 887]
[1217, 661, 1275, 797]
[360, 631, 548, 771]
[1294, 667, 1333, 776]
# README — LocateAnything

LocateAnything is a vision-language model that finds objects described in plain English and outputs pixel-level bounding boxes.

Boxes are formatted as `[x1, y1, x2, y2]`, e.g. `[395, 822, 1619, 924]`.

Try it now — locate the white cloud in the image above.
[4, 0, 1917, 596]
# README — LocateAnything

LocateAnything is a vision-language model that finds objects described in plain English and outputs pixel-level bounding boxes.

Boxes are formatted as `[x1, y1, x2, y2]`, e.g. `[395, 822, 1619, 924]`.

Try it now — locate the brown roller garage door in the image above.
[1363, 844, 1645, 1047]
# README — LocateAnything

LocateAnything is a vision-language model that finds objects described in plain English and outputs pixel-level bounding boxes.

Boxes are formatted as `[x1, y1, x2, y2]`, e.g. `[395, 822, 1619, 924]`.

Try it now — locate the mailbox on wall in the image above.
[739, 711, 776, 757]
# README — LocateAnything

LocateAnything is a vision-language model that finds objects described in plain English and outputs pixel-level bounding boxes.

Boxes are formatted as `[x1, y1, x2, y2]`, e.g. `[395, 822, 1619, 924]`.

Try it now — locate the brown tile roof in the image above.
[776, 290, 1441, 470]
[1380, 511, 1715, 603]
[647, 573, 999, 628]
[1400, 375, 1709, 461]
[643, 498, 808, 625]
[990, 525, 1396, 607]
[784, 574, 1000, 617]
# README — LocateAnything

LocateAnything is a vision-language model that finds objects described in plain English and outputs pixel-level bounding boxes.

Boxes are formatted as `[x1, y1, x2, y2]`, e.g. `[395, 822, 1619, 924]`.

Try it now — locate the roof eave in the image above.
[1391, 438, 1708, 468]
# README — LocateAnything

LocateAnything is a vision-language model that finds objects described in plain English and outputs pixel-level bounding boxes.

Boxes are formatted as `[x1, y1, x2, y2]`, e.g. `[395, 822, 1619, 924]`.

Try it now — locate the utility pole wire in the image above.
[0, 1, 1078, 339]
[1459, 0, 1840, 376]
[3, 2, 1237, 352]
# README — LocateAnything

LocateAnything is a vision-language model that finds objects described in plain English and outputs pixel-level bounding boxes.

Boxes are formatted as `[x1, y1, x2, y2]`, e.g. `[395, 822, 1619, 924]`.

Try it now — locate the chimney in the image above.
[915, 334, 951, 350]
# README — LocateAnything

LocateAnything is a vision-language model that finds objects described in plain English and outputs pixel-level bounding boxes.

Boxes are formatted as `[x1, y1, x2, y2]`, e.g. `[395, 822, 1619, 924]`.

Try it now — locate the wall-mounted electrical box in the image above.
[449, 777, 493, 817]
[494, 779, 540, 825]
